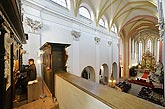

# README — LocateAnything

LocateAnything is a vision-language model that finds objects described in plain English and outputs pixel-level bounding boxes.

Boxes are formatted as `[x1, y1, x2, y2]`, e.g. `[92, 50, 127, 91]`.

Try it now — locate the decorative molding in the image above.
[108, 41, 112, 46]
[6, 37, 14, 45]
[25, 17, 42, 32]
[71, 30, 81, 41]
[157, 0, 165, 37]
[94, 37, 101, 44]
[24, 0, 119, 40]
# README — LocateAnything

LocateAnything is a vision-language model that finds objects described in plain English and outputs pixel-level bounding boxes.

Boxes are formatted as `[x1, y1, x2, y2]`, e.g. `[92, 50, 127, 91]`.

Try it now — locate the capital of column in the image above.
[108, 41, 112, 46]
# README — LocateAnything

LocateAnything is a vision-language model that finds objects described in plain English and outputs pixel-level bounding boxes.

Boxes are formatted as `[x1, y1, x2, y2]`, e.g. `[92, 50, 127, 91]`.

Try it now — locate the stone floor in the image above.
[13, 77, 59, 109]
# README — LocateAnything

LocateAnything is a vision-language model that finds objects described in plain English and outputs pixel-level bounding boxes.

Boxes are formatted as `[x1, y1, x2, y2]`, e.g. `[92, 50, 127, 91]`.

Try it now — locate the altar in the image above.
[141, 50, 156, 72]
[129, 51, 157, 88]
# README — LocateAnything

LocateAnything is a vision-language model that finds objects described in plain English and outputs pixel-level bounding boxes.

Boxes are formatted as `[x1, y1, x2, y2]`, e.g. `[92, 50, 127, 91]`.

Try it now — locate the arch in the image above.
[112, 62, 118, 80]
[111, 24, 117, 33]
[99, 64, 109, 85]
[99, 16, 108, 28]
[81, 66, 95, 82]
[51, 0, 68, 8]
[66, 0, 71, 10]
[79, 3, 94, 21]
[99, 18, 105, 27]
[79, 6, 91, 19]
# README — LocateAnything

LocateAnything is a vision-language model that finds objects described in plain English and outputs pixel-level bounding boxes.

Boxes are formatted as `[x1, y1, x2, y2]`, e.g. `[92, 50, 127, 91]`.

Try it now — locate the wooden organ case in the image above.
[40, 42, 70, 97]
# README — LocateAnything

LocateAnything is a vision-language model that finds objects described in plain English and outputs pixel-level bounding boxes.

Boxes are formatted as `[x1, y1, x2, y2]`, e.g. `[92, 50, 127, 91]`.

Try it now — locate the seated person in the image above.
[26, 58, 37, 81]
[15, 58, 37, 94]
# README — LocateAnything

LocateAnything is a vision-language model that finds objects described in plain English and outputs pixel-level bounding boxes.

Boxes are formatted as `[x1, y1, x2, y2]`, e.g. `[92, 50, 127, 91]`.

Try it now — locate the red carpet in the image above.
[128, 79, 154, 88]
[141, 72, 149, 79]
[128, 72, 154, 88]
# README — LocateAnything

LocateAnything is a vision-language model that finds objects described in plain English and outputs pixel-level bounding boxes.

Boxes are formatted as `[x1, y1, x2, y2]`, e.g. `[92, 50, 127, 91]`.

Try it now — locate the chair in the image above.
[27, 80, 40, 102]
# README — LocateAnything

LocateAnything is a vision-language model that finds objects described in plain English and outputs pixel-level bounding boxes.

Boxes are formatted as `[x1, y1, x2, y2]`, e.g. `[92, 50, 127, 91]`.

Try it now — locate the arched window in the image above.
[79, 6, 91, 19]
[111, 25, 117, 33]
[51, 0, 67, 8]
[139, 41, 142, 62]
[99, 18, 105, 27]
[157, 39, 160, 62]
[147, 39, 151, 52]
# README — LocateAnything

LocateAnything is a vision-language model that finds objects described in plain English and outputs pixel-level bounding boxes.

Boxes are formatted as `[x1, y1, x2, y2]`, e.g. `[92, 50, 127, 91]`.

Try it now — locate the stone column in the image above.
[131, 38, 135, 60]
[162, 33, 165, 98]
[123, 37, 129, 78]
[159, 39, 163, 61]
[108, 41, 112, 78]
[95, 36, 101, 83]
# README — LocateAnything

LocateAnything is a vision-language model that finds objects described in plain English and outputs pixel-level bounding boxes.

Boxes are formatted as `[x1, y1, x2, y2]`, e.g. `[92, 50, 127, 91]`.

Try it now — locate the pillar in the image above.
[162, 33, 165, 98]
[159, 39, 163, 62]
[131, 38, 135, 60]
[123, 37, 130, 78]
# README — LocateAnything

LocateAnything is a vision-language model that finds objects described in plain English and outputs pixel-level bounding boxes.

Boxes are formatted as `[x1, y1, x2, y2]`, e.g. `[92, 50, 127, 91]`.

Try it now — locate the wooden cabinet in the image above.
[40, 42, 70, 97]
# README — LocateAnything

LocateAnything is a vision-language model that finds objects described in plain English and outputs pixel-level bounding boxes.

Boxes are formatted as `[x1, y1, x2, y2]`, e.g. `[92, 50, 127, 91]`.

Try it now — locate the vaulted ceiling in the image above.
[73, 0, 159, 39]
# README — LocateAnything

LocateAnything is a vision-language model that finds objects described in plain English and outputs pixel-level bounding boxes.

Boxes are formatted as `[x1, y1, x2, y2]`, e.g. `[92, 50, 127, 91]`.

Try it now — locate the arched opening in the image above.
[111, 24, 117, 33]
[79, 3, 94, 21]
[112, 62, 118, 81]
[51, 0, 67, 8]
[99, 16, 108, 28]
[81, 66, 95, 82]
[99, 64, 109, 85]
[79, 6, 91, 20]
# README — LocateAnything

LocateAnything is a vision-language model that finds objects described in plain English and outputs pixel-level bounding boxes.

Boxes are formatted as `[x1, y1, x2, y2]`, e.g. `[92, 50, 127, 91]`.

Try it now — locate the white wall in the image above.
[22, 0, 119, 83]
[55, 75, 112, 109]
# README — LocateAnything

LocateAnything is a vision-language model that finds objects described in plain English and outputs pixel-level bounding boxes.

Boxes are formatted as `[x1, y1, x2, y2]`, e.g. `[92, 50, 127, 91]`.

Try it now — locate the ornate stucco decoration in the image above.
[25, 17, 42, 32]
[108, 41, 112, 46]
[94, 37, 101, 44]
[71, 30, 81, 41]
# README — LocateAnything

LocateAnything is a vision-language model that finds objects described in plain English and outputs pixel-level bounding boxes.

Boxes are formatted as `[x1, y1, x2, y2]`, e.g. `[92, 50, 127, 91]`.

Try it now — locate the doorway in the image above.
[99, 64, 109, 85]
[81, 66, 95, 82]
[112, 62, 118, 80]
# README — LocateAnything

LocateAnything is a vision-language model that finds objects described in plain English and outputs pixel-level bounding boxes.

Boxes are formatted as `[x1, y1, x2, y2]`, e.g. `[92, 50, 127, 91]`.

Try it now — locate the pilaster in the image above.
[123, 38, 130, 78]
[71, 30, 80, 75]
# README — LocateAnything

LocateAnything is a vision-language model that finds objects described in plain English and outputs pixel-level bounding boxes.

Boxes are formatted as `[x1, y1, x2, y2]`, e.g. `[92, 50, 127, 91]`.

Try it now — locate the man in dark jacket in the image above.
[15, 58, 37, 94]
[27, 58, 37, 81]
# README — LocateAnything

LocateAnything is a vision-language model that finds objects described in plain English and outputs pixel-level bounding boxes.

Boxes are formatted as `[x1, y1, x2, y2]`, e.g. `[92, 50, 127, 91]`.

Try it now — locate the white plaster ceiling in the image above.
[73, 0, 159, 39]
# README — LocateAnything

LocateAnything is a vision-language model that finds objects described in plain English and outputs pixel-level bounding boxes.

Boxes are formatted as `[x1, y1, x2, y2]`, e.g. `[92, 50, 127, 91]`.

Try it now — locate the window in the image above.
[139, 41, 142, 62]
[99, 18, 105, 27]
[51, 0, 67, 8]
[157, 39, 160, 62]
[147, 39, 151, 52]
[111, 25, 117, 33]
[79, 6, 91, 19]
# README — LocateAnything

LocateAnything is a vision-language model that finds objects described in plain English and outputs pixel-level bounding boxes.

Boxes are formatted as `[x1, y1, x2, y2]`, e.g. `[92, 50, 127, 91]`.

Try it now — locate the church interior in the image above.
[0, 0, 165, 109]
